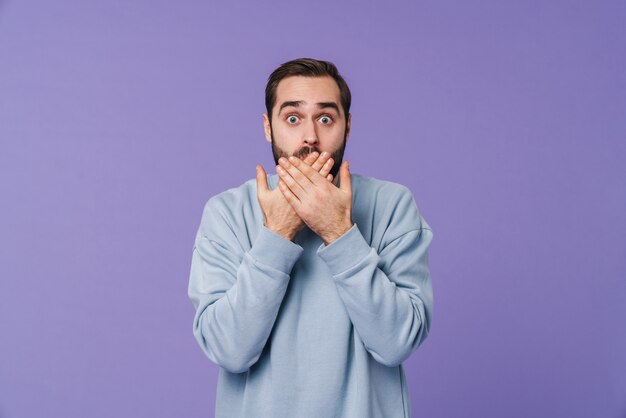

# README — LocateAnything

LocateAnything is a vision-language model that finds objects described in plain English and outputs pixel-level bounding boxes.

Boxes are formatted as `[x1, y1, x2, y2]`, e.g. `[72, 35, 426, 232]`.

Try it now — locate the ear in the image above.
[263, 113, 272, 143]
[345, 113, 351, 142]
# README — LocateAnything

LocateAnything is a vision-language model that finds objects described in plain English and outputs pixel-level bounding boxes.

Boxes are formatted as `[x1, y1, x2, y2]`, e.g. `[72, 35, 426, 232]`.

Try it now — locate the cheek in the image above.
[271, 127, 299, 152]
[320, 126, 345, 146]
[273, 122, 295, 136]
[275, 124, 306, 145]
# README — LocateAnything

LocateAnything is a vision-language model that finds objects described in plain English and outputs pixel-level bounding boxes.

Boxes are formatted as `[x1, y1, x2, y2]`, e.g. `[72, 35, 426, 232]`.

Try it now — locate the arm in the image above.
[188, 199, 303, 373]
[316, 194, 434, 368]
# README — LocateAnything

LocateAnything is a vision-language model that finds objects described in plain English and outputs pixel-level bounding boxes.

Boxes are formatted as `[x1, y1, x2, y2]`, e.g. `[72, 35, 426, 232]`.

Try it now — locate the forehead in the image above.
[274, 76, 341, 112]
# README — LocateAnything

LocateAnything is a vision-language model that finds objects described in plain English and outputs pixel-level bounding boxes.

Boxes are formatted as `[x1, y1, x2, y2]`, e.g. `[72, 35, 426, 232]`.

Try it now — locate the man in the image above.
[188, 58, 434, 418]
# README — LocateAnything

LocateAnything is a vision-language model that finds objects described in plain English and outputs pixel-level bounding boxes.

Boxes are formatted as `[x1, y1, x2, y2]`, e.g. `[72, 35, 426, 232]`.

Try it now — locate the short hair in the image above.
[265, 58, 351, 124]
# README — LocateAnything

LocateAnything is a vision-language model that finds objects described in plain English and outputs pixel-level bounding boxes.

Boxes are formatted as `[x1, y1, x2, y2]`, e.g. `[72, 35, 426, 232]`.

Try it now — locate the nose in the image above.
[302, 119, 319, 145]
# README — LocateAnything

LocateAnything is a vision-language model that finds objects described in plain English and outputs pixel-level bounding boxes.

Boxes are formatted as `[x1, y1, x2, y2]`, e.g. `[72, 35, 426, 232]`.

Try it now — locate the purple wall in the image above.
[1, 1, 624, 417]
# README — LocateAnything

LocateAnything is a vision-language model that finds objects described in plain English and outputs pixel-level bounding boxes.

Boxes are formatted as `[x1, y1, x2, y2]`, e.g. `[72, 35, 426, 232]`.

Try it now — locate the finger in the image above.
[286, 156, 325, 186]
[309, 151, 330, 172]
[309, 152, 333, 182]
[319, 157, 334, 179]
[326, 173, 333, 182]
[339, 160, 352, 193]
[256, 165, 268, 196]
[280, 157, 315, 189]
[276, 163, 307, 198]
[303, 151, 319, 166]
[278, 179, 302, 209]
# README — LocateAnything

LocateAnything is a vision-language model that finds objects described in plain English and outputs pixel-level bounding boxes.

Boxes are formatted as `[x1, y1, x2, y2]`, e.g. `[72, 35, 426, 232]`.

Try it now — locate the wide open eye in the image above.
[319, 115, 333, 124]
[287, 115, 299, 124]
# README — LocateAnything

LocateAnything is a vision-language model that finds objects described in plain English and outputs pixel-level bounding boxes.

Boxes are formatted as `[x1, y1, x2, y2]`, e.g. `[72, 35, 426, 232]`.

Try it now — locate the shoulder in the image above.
[352, 173, 418, 218]
[202, 178, 256, 215]
[351, 173, 430, 240]
[197, 178, 257, 238]
[352, 173, 414, 201]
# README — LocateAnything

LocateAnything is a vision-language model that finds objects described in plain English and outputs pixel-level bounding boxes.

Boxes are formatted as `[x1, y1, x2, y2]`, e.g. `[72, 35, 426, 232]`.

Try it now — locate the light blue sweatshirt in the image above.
[188, 172, 434, 418]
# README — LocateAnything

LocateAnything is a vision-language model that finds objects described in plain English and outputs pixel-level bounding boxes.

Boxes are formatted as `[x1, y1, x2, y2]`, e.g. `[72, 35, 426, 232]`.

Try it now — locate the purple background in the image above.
[1, 1, 625, 417]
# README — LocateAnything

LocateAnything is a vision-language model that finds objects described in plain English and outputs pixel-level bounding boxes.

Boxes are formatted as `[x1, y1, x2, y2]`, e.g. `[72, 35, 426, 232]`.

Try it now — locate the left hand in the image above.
[276, 155, 354, 245]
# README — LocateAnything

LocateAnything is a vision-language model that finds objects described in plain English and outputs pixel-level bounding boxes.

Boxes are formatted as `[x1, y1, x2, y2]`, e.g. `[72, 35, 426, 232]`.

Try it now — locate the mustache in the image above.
[292, 146, 322, 159]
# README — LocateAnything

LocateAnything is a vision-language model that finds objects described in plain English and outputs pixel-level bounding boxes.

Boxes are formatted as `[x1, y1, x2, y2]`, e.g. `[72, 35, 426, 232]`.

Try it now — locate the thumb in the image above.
[256, 165, 268, 197]
[339, 161, 351, 193]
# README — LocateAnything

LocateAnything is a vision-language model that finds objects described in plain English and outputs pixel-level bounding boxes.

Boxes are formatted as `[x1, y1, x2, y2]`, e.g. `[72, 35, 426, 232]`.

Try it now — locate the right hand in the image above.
[256, 152, 335, 241]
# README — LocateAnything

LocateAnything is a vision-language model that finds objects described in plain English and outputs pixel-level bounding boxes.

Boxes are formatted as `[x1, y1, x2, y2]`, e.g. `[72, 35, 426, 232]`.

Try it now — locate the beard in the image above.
[270, 125, 347, 180]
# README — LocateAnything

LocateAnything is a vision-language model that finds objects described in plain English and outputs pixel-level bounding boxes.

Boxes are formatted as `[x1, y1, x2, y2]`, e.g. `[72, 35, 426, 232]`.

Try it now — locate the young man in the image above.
[188, 58, 434, 418]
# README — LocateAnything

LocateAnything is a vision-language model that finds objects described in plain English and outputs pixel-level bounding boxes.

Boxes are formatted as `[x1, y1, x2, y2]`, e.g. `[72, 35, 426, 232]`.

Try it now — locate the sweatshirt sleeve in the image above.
[316, 191, 434, 368]
[188, 198, 303, 373]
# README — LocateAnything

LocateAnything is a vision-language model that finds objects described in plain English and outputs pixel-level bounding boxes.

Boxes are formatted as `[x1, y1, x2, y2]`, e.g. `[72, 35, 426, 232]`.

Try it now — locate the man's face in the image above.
[263, 75, 351, 180]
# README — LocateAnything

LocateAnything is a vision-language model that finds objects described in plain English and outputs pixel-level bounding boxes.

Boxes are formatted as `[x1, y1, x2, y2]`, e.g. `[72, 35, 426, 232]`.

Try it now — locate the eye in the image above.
[319, 115, 333, 124]
[287, 115, 299, 124]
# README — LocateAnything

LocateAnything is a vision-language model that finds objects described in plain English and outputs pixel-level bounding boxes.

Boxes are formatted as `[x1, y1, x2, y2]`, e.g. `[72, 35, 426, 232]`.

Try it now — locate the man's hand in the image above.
[256, 152, 335, 241]
[276, 155, 353, 245]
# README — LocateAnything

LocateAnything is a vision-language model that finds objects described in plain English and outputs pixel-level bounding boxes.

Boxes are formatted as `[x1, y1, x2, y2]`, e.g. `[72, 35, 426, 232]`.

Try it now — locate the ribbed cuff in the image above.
[249, 225, 304, 273]
[316, 223, 374, 275]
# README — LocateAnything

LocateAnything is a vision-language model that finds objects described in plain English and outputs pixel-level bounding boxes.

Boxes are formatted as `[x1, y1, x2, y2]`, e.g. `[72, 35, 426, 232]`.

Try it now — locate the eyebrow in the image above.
[278, 100, 340, 115]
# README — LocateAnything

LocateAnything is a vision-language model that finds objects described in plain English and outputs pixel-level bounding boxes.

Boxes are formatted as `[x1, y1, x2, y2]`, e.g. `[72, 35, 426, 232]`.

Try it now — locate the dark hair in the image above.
[265, 58, 351, 124]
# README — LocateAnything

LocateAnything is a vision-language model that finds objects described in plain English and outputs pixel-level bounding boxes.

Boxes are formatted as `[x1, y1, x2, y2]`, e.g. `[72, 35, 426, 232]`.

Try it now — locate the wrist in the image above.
[266, 223, 297, 241]
[322, 221, 353, 245]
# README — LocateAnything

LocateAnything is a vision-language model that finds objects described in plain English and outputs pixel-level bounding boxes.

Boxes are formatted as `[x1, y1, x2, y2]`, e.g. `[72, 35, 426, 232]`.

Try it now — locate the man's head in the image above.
[263, 58, 352, 179]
